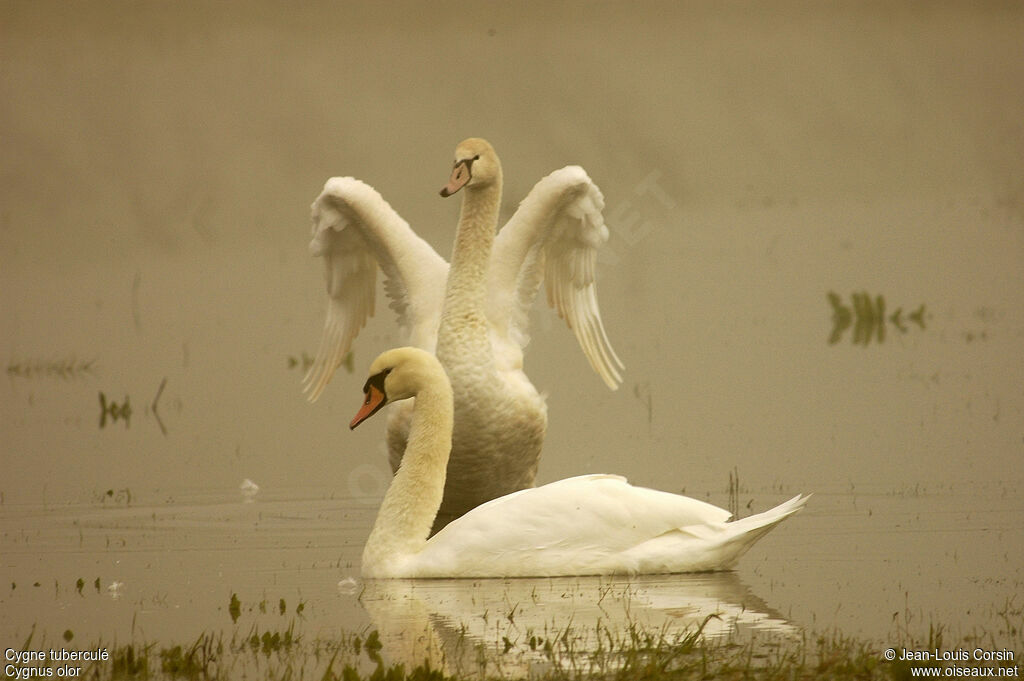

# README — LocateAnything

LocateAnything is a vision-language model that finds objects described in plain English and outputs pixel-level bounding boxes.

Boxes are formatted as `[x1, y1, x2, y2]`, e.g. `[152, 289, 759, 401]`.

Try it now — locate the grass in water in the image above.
[16, 596, 1020, 680]
[63, 626, 1020, 681]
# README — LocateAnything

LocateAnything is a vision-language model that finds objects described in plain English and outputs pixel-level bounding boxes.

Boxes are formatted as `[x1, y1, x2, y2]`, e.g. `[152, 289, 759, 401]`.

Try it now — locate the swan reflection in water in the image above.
[357, 572, 797, 677]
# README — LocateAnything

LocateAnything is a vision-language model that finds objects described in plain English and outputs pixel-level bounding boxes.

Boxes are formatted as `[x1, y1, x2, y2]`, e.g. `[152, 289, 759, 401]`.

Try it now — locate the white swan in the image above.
[305, 138, 623, 530]
[351, 347, 809, 579]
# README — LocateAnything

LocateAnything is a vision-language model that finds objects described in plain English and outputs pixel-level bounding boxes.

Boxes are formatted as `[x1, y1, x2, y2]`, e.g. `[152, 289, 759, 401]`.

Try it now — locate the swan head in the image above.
[439, 137, 502, 197]
[350, 347, 450, 429]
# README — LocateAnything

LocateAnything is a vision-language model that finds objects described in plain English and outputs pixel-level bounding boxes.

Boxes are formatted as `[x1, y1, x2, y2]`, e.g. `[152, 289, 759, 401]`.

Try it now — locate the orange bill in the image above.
[350, 384, 386, 429]
[440, 160, 471, 197]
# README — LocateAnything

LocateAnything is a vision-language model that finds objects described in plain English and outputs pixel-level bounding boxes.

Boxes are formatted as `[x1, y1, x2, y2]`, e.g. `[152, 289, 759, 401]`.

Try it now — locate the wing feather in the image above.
[303, 177, 448, 401]
[489, 166, 623, 389]
[415, 475, 733, 576]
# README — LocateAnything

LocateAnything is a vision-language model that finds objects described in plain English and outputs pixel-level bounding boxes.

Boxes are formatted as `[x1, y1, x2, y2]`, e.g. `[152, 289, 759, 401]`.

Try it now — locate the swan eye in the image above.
[472, 155, 480, 161]
[362, 368, 392, 396]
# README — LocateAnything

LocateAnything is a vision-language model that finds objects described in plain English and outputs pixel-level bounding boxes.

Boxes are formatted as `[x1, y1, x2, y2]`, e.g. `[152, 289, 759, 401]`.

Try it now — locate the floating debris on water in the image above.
[828, 291, 928, 346]
[98, 392, 132, 428]
[337, 576, 360, 595]
[240, 478, 260, 502]
[97, 488, 133, 506]
[107, 581, 124, 599]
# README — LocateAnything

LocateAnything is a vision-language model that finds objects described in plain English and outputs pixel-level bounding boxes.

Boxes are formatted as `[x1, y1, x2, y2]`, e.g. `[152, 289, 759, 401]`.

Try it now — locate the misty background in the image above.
[2, 2, 1021, 514]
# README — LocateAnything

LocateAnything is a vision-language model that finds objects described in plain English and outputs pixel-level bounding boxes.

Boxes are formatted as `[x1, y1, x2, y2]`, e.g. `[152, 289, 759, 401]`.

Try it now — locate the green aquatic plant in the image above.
[109, 643, 152, 678]
[289, 351, 354, 374]
[247, 624, 298, 657]
[58, 622, 1020, 681]
[6, 356, 97, 380]
[99, 392, 133, 429]
[828, 291, 928, 346]
[151, 377, 168, 436]
[97, 379, 169, 433]
[40, 593, 1023, 680]
[727, 467, 740, 518]
[159, 637, 217, 678]
[288, 352, 316, 372]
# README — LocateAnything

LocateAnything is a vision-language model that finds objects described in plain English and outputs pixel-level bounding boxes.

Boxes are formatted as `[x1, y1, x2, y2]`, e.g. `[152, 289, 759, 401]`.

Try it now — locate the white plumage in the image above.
[407, 475, 807, 578]
[352, 347, 808, 579]
[305, 139, 622, 529]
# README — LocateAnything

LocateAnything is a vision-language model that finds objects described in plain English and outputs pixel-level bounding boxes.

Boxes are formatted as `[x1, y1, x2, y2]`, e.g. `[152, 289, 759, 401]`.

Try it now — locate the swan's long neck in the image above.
[436, 178, 502, 362]
[362, 383, 453, 575]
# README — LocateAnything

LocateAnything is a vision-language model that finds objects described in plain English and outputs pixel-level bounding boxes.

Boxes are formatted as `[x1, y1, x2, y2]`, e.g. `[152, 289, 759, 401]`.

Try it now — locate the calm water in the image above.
[1, 481, 1021, 666]
[2, 0, 1022, 672]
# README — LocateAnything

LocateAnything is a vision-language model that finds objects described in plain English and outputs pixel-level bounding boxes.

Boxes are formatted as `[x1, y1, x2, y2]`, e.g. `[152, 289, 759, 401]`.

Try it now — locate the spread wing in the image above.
[304, 177, 448, 401]
[488, 166, 623, 389]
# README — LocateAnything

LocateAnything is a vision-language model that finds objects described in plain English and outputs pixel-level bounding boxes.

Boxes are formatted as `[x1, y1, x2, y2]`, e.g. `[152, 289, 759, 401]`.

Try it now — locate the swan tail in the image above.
[704, 494, 809, 569]
[726, 494, 809, 534]
[631, 494, 809, 574]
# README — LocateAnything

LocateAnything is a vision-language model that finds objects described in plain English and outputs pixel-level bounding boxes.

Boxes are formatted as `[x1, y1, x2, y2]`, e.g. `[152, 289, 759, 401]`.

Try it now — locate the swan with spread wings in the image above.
[304, 138, 622, 531]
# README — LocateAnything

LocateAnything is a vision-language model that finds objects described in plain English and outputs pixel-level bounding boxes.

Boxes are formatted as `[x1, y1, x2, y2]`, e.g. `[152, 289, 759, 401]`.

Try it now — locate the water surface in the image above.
[2, 0, 1022, 669]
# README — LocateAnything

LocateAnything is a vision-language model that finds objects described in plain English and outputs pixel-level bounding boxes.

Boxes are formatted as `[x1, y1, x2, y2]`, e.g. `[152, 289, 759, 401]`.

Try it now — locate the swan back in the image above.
[401, 476, 805, 577]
